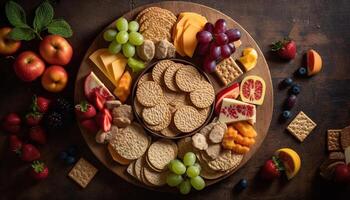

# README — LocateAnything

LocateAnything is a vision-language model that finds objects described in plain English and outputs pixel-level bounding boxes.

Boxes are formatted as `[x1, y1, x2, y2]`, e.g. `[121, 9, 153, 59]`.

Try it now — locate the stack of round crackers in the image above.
[136, 7, 177, 42]
[135, 59, 214, 138]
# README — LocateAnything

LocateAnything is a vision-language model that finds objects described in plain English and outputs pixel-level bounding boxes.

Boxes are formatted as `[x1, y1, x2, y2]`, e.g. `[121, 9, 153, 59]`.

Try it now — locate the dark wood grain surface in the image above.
[0, 0, 349, 199]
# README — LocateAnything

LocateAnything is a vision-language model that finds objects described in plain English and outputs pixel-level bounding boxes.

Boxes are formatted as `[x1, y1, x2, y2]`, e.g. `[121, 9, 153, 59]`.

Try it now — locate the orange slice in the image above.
[275, 148, 301, 180]
[307, 49, 322, 76]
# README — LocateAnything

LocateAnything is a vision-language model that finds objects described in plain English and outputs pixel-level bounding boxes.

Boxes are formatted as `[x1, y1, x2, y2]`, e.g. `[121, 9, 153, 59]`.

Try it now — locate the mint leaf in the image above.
[33, 1, 54, 32]
[47, 19, 73, 38]
[8, 27, 36, 41]
[5, 1, 28, 27]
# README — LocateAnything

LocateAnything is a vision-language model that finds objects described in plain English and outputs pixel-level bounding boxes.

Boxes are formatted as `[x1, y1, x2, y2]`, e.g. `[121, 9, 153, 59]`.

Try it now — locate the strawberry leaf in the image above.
[272, 156, 285, 171]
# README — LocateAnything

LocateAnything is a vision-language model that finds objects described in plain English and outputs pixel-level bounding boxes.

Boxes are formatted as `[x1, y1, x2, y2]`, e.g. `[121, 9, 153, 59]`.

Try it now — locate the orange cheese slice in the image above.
[182, 24, 202, 57]
[110, 57, 127, 85]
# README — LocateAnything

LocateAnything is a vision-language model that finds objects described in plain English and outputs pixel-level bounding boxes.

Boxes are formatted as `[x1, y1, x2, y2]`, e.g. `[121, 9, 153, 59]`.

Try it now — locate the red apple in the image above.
[41, 65, 68, 92]
[0, 27, 21, 55]
[214, 82, 240, 114]
[14, 51, 45, 82]
[39, 35, 73, 66]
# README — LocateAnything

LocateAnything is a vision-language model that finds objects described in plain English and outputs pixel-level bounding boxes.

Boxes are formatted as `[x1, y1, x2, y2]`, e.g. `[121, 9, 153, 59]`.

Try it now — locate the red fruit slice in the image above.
[214, 82, 239, 114]
[96, 112, 111, 132]
[84, 71, 114, 102]
[92, 91, 106, 111]
[240, 75, 266, 105]
[101, 108, 112, 121]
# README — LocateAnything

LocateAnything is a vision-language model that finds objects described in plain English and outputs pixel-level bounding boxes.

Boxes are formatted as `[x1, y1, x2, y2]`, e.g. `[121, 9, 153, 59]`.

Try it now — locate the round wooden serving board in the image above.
[74, 1, 273, 191]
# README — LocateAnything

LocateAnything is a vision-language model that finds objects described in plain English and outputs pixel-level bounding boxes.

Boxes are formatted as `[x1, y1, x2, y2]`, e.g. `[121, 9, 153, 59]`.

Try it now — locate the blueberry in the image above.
[285, 95, 297, 109]
[59, 151, 68, 160]
[65, 156, 76, 165]
[282, 110, 292, 120]
[282, 78, 293, 87]
[297, 67, 307, 76]
[67, 145, 78, 156]
[290, 84, 301, 95]
[237, 179, 248, 189]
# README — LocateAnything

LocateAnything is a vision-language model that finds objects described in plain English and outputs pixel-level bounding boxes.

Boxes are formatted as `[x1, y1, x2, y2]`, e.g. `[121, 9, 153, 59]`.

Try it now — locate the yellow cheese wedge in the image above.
[110, 57, 127, 85]
[89, 48, 109, 76]
[99, 52, 125, 85]
[182, 25, 202, 57]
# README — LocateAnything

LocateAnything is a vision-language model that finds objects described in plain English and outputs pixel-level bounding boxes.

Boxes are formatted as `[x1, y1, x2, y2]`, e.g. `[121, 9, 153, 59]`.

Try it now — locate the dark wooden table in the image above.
[0, 0, 349, 199]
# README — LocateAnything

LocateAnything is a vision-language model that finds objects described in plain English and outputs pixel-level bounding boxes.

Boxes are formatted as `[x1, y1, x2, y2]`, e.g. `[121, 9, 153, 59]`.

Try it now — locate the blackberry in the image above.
[54, 98, 74, 114]
[45, 111, 64, 129]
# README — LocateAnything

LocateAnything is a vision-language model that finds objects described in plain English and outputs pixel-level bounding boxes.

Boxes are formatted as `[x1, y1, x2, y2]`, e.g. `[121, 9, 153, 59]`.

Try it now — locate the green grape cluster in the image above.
[166, 152, 206, 194]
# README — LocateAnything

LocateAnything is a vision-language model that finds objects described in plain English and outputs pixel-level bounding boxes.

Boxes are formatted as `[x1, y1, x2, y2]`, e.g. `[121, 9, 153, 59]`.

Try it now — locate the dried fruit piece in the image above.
[240, 75, 266, 105]
[232, 121, 257, 138]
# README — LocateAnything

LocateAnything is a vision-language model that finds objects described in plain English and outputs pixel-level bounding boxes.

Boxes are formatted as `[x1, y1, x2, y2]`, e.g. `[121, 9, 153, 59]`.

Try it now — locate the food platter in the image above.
[74, 1, 273, 191]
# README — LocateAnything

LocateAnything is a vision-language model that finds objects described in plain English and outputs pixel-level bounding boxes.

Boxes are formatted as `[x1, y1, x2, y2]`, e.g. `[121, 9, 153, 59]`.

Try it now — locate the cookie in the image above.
[152, 60, 174, 85]
[142, 103, 169, 126]
[286, 111, 317, 142]
[145, 108, 171, 132]
[143, 165, 168, 186]
[142, 26, 171, 43]
[134, 157, 143, 181]
[177, 137, 194, 159]
[192, 133, 208, 150]
[136, 81, 164, 107]
[215, 56, 243, 86]
[160, 122, 179, 138]
[174, 106, 203, 133]
[68, 158, 98, 188]
[341, 126, 350, 149]
[200, 159, 227, 180]
[327, 129, 342, 151]
[208, 150, 243, 171]
[175, 66, 203, 92]
[138, 73, 153, 86]
[163, 88, 178, 104]
[109, 123, 149, 160]
[136, 40, 155, 61]
[190, 81, 215, 108]
[164, 63, 182, 92]
[147, 139, 178, 171]
[108, 144, 132, 165]
[134, 98, 144, 117]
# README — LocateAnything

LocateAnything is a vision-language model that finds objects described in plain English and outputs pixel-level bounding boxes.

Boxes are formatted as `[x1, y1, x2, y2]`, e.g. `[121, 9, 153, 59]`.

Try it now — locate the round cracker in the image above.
[160, 123, 179, 138]
[190, 81, 215, 108]
[174, 106, 203, 133]
[177, 137, 194, 159]
[147, 139, 177, 171]
[208, 150, 243, 171]
[152, 60, 174, 85]
[109, 123, 149, 160]
[107, 144, 132, 165]
[143, 165, 168, 186]
[138, 73, 153, 86]
[200, 159, 228, 180]
[145, 108, 172, 131]
[175, 66, 203, 92]
[134, 157, 143, 181]
[164, 63, 183, 91]
[136, 81, 163, 107]
[134, 98, 144, 117]
[163, 88, 178, 104]
[127, 161, 136, 178]
[142, 103, 169, 126]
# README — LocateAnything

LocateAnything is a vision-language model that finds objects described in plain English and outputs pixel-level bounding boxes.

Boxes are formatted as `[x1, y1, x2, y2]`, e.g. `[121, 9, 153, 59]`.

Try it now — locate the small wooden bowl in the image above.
[131, 58, 214, 139]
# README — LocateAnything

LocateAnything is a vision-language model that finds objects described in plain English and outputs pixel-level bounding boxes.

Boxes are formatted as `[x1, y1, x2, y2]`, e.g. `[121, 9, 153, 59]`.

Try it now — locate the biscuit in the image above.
[190, 81, 215, 108]
[127, 161, 136, 178]
[134, 157, 143, 181]
[287, 111, 317, 142]
[134, 98, 144, 117]
[327, 129, 342, 151]
[68, 158, 98, 188]
[215, 56, 243, 86]
[143, 165, 167, 186]
[200, 159, 228, 179]
[142, 103, 169, 126]
[142, 26, 171, 43]
[208, 150, 243, 171]
[108, 144, 132, 165]
[328, 151, 345, 160]
[164, 63, 182, 92]
[152, 60, 174, 85]
[160, 122, 179, 138]
[136, 81, 164, 107]
[163, 88, 178, 104]
[145, 108, 171, 132]
[175, 66, 203, 92]
[341, 126, 350, 149]
[174, 106, 203, 133]
[147, 139, 178, 171]
[138, 73, 153, 86]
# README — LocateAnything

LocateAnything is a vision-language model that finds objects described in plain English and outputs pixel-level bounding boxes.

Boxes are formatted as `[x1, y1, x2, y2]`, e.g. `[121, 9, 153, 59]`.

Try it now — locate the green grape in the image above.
[115, 17, 128, 31]
[128, 21, 139, 32]
[186, 165, 200, 178]
[128, 57, 145, 72]
[172, 160, 186, 175]
[128, 32, 144, 46]
[103, 29, 117, 42]
[122, 43, 135, 58]
[190, 176, 205, 191]
[166, 173, 183, 187]
[168, 159, 180, 172]
[193, 163, 202, 172]
[183, 152, 196, 166]
[108, 41, 122, 54]
[179, 179, 191, 195]
[116, 31, 129, 44]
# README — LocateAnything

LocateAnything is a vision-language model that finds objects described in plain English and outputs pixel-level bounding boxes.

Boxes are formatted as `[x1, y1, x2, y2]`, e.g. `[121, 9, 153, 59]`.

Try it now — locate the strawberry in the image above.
[80, 119, 99, 133]
[29, 126, 47, 145]
[31, 95, 51, 113]
[21, 144, 41, 162]
[75, 101, 97, 120]
[2, 112, 21, 133]
[96, 111, 111, 132]
[25, 112, 43, 126]
[260, 156, 284, 180]
[30, 161, 49, 180]
[9, 135, 22, 154]
[101, 108, 112, 121]
[271, 38, 297, 60]
[92, 91, 106, 111]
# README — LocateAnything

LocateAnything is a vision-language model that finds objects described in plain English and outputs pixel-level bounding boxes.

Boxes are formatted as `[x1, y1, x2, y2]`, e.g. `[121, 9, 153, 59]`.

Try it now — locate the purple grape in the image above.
[215, 33, 228, 45]
[225, 29, 241, 42]
[228, 43, 236, 53]
[209, 44, 221, 60]
[196, 42, 210, 56]
[204, 22, 214, 33]
[285, 95, 297, 109]
[196, 31, 213, 44]
[221, 44, 232, 58]
[214, 19, 227, 34]
[203, 57, 216, 73]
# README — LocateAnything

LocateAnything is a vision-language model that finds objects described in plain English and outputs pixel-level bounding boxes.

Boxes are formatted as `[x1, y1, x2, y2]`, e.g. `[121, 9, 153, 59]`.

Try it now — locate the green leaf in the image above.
[47, 19, 73, 38]
[5, 1, 28, 27]
[8, 27, 36, 41]
[33, 1, 54, 32]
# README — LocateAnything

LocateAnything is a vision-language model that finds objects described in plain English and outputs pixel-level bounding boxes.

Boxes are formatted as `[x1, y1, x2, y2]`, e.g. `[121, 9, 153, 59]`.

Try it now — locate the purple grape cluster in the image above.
[196, 19, 241, 73]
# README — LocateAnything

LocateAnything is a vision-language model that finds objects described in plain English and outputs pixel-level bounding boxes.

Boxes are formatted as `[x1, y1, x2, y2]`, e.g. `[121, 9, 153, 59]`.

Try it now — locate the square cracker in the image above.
[215, 56, 243, 86]
[68, 158, 98, 188]
[287, 111, 317, 142]
[327, 129, 342, 151]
